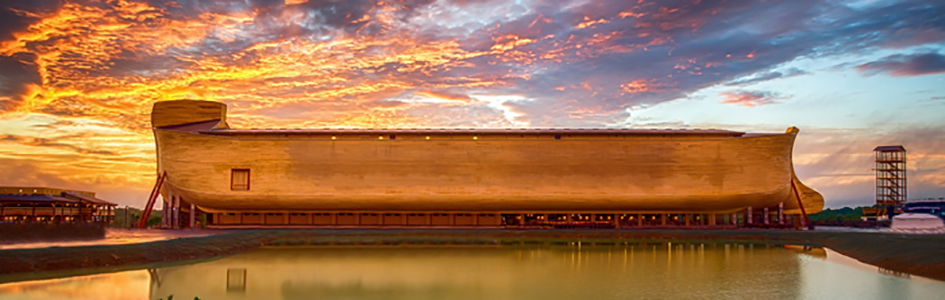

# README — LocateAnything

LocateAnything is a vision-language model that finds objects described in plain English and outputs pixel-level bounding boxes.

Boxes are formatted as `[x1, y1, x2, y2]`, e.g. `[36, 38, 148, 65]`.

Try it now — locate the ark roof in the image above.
[200, 128, 745, 137]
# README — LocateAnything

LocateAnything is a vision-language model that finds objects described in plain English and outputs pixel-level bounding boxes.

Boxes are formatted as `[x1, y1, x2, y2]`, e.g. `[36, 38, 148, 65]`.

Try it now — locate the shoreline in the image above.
[1, 229, 943, 284]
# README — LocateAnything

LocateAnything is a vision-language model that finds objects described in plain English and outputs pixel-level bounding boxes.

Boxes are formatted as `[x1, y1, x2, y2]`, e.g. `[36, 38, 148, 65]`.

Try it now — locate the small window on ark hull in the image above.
[231, 169, 250, 191]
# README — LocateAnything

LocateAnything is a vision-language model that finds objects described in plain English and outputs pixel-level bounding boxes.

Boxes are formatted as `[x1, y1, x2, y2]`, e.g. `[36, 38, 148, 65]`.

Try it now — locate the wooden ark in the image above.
[151, 100, 823, 228]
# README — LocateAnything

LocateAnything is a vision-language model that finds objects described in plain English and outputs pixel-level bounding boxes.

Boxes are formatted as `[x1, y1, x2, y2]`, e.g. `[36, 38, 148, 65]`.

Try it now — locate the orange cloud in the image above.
[618, 10, 645, 18]
[619, 79, 670, 95]
[718, 91, 777, 107]
[0, 0, 938, 207]
[413, 90, 475, 103]
[490, 35, 536, 51]
[574, 17, 609, 29]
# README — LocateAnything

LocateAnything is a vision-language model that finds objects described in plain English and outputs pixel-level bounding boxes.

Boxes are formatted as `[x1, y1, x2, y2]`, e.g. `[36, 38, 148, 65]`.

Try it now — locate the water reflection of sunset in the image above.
[6, 244, 945, 300]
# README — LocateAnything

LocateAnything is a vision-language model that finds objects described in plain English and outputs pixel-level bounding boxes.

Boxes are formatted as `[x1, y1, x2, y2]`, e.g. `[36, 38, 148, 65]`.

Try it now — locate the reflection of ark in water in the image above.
[151, 100, 823, 228]
[146, 245, 822, 300]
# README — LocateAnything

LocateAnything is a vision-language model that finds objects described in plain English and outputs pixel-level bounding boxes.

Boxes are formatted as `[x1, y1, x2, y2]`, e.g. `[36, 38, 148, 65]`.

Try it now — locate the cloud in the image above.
[726, 68, 809, 86]
[0, 0, 944, 205]
[0, 0, 61, 42]
[856, 52, 945, 77]
[1, 0, 942, 127]
[718, 91, 779, 107]
[0, 158, 151, 207]
[413, 90, 475, 103]
[0, 52, 39, 110]
[793, 126, 945, 208]
[619, 79, 671, 95]
[0, 134, 117, 155]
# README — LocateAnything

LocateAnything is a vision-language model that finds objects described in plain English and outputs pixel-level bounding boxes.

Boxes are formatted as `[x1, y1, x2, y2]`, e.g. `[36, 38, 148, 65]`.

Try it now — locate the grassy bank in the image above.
[1, 229, 943, 283]
[0, 230, 271, 283]
[0, 223, 105, 243]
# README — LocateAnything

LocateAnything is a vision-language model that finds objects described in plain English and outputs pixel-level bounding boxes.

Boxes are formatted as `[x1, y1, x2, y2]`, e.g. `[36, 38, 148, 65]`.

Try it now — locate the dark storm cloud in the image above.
[2, 0, 945, 205]
[856, 52, 945, 77]
[0, 0, 61, 42]
[153, 0, 419, 37]
[0, 52, 39, 110]
[429, 0, 945, 125]
[432, 0, 820, 123]
[840, 1, 945, 50]
[3, 0, 945, 127]
[0, 0, 57, 111]
[98, 51, 194, 78]
[250, 0, 378, 35]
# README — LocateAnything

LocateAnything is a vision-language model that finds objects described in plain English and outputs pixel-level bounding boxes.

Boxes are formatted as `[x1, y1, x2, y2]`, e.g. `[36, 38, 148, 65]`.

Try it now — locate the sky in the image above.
[0, 0, 943, 208]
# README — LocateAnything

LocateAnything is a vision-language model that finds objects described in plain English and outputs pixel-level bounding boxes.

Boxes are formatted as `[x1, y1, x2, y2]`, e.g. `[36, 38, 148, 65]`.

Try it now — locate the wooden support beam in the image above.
[189, 203, 196, 228]
[172, 196, 180, 229]
[161, 199, 167, 227]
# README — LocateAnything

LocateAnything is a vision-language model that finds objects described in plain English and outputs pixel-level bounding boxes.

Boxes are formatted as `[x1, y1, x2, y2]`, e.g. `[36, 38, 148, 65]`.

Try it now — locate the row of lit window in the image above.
[331, 135, 479, 140]
[515, 214, 711, 222]
[219, 212, 492, 217]
[326, 135, 566, 140]
[1, 216, 78, 222]
[1, 203, 86, 207]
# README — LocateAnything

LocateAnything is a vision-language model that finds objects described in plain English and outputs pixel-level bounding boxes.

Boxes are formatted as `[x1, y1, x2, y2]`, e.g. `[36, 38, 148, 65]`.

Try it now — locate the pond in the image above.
[1, 243, 943, 299]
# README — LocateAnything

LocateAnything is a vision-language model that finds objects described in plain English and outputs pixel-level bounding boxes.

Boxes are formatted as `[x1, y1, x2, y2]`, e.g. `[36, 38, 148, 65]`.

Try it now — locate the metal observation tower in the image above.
[874, 145, 906, 219]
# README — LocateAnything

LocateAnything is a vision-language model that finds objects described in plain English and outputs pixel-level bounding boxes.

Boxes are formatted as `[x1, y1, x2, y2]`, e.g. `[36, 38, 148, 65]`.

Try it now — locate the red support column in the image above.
[791, 178, 810, 229]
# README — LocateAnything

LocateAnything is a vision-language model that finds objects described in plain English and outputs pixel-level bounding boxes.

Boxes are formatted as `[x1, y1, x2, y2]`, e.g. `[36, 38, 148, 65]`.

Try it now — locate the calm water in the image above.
[1, 243, 944, 300]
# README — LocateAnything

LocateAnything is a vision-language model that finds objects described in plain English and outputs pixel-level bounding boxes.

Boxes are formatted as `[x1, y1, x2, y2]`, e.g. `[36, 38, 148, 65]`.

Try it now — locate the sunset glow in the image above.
[0, 0, 944, 207]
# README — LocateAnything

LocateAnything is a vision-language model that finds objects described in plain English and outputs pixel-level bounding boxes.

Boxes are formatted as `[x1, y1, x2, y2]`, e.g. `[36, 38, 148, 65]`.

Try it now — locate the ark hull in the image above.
[151, 100, 823, 228]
